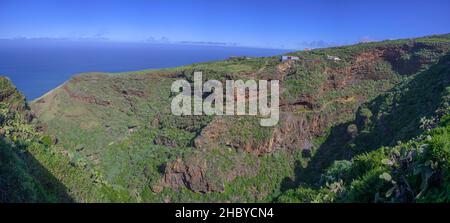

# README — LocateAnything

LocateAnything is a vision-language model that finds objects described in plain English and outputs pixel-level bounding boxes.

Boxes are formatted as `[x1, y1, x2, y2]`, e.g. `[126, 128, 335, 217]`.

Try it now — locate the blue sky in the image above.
[1, 0, 449, 49]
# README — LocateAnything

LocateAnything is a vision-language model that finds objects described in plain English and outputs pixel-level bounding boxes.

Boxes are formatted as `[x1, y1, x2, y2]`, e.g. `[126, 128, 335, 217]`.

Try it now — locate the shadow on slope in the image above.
[0, 139, 73, 202]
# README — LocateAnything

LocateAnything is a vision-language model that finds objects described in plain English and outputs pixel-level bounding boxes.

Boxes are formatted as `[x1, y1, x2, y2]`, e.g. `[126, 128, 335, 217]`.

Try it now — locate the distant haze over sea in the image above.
[0, 39, 289, 100]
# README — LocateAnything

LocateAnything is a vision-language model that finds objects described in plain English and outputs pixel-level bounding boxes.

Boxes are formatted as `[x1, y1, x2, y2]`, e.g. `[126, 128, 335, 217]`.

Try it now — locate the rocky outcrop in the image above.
[271, 113, 314, 151]
[158, 158, 223, 193]
[62, 85, 111, 106]
[193, 117, 275, 155]
[380, 42, 449, 75]
[157, 152, 261, 194]
[193, 118, 230, 150]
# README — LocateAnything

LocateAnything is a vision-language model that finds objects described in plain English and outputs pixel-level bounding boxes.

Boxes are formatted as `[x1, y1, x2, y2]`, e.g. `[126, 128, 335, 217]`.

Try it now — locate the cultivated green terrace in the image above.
[1, 34, 450, 202]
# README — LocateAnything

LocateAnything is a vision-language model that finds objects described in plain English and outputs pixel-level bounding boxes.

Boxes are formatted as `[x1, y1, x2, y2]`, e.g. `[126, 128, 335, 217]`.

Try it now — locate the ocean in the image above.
[0, 40, 289, 100]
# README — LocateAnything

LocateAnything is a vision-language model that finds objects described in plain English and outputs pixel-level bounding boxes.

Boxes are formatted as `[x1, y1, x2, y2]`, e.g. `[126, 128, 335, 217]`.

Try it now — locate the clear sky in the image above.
[1, 0, 449, 49]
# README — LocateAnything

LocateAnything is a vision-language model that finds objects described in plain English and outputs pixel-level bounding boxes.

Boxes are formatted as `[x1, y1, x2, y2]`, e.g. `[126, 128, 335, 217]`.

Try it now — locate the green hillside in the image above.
[1, 34, 450, 202]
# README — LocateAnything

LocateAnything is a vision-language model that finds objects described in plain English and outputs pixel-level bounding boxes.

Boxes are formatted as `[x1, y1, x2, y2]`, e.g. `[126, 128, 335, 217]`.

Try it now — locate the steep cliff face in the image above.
[0, 77, 32, 118]
[28, 34, 450, 201]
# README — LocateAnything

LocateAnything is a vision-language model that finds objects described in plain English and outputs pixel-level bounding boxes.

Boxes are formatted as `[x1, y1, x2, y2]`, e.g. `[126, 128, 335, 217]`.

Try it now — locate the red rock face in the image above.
[158, 153, 261, 195]
[193, 118, 230, 151]
[271, 113, 313, 151]
[62, 85, 112, 106]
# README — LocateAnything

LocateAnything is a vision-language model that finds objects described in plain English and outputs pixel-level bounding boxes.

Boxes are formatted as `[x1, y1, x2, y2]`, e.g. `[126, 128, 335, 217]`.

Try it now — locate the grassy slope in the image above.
[26, 34, 450, 202]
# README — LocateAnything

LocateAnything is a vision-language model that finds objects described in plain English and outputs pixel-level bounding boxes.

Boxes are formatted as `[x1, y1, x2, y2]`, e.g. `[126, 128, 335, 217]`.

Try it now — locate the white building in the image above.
[281, 55, 300, 62]
[327, 55, 341, 61]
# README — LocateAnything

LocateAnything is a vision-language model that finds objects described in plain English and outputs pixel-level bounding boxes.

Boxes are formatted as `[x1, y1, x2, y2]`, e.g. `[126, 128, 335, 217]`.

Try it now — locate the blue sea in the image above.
[0, 40, 289, 100]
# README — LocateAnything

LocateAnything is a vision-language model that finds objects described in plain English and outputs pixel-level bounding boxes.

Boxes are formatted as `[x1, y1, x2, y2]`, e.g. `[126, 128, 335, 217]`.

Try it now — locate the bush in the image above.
[277, 187, 335, 203]
[321, 160, 352, 185]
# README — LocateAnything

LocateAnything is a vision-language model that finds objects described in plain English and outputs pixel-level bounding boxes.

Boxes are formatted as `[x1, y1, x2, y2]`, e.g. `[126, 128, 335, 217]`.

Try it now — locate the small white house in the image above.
[229, 56, 253, 60]
[281, 55, 300, 62]
[327, 55, 341, 61]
